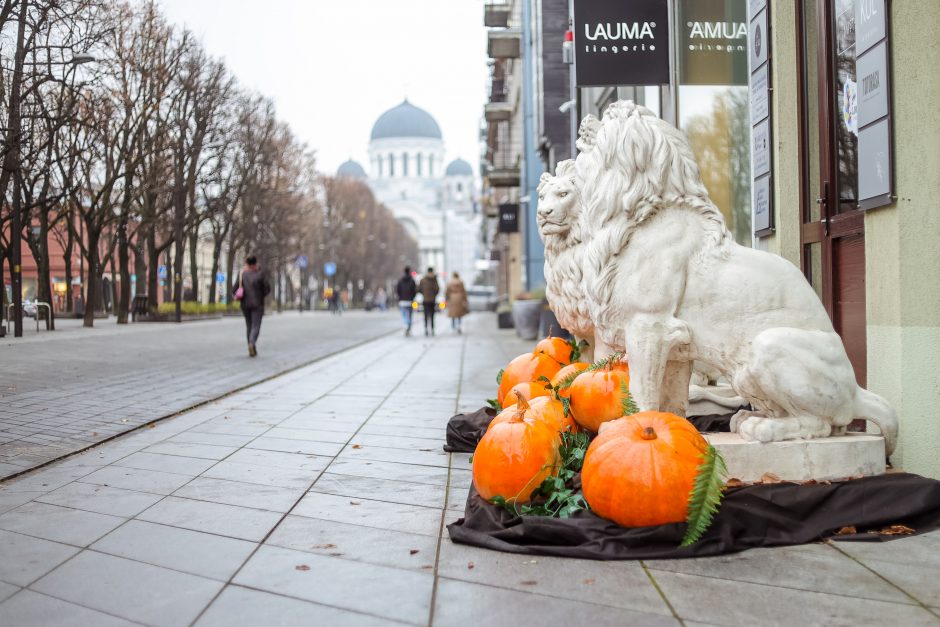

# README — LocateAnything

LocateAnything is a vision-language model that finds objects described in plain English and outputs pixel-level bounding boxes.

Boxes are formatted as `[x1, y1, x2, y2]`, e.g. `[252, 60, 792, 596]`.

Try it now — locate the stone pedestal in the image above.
[703, 432, 886, 482]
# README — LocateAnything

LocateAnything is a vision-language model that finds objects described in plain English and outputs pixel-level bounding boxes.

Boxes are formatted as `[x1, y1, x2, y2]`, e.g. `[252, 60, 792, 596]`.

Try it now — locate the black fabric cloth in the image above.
[447, 473, 940, 560]
[239, 269, 271, 311]
[242, 307, 263, 345]
[444, 407, 497, 453]
[688, 413, 733, 432]
[396, 275, 417, 301]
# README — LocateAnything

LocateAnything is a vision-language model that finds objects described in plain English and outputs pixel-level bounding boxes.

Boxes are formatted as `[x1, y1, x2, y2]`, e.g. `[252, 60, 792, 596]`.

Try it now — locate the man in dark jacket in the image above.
[395, 266, 418, 336]
[237, 255, 271, 357]
[418, 267, 440, 336]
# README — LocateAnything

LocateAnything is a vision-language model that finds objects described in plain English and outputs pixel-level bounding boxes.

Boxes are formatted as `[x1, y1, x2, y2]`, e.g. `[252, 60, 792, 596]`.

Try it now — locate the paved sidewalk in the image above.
[0, 314, 937, 626]
[0, 311, 399, 479]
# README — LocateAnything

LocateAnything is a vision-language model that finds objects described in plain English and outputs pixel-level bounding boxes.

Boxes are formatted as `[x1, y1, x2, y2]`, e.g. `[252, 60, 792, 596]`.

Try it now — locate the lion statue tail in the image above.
[854, 387, 899, 458]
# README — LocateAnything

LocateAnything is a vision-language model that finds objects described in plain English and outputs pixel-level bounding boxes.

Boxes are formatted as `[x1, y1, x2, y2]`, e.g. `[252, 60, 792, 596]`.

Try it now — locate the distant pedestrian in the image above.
[235, 255, 271, 357]
[445, 271, 469, 334]
[375, 287, 387, 311]
[396, 266, 417, 336]
[418, 267, 440, 336]
[329, 288, 341, 315]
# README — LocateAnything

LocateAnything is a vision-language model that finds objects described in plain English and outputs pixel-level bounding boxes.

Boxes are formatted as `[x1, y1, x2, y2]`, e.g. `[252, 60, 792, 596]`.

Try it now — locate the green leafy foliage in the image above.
[586, 351, 625, 372]
[485, 398, 502, 411]
[681, 444, 728, 547]
[491, 430, 591, 519]
[619, 379, 639, 416]
[567, 337, 589, 362]
[496, 368, 505, 385]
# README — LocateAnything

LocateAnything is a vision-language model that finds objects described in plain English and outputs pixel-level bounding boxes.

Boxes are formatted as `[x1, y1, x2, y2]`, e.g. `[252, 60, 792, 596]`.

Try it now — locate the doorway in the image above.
[798, 0, 867, 390]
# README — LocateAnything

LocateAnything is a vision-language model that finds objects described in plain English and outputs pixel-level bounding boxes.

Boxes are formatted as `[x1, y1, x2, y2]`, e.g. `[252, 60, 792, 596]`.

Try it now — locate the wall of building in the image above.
[864, 3, 940, 478]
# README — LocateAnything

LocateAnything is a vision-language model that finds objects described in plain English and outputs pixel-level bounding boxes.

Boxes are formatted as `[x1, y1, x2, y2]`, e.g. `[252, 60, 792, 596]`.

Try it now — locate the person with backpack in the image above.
[418, 267, 440, 336]
[234, 255, 271, 357]
[395, 266, 418, 336]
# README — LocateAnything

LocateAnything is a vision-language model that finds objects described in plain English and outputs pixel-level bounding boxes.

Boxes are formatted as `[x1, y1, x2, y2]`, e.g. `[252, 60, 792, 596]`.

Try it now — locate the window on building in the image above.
[416, 153, 423, 176]
[456, 182, 463, 192]
[377, 158, 383, 177]
[429, 155, 434, 177]
[389, 154, 395, 177]
[403, 153, 409, 176]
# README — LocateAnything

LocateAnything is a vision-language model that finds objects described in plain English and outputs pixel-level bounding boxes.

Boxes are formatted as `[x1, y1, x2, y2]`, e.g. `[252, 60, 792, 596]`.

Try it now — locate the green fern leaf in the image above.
[485, 398, 501, 411]
[619, 379, 639, 416]
[681, 444, 728, 547]
[496, 368, 505, 385]
[586, 351, 625, 372]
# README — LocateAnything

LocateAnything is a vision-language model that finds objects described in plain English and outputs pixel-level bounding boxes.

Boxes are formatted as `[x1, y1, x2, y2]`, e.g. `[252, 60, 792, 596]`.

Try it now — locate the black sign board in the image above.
[573, 0, 670, 86]
[678, 0, 748, 86]
[498, 204, 519, 233]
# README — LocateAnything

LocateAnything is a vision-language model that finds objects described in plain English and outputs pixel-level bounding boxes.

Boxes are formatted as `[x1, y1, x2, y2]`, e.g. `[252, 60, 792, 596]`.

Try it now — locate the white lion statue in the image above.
[538, 101, 898, 455]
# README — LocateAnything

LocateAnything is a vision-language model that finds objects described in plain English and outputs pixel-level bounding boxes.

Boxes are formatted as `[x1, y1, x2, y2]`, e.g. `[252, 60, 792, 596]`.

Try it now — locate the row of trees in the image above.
[1, 0, 416, 328]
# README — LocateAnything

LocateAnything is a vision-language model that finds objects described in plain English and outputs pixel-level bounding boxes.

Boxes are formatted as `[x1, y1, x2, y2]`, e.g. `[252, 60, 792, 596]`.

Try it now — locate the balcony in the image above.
[484, 3, 510, 28]
[484, 101, 512, 122]
[487, 165, 521, 188]
[487, 29, 521, 59]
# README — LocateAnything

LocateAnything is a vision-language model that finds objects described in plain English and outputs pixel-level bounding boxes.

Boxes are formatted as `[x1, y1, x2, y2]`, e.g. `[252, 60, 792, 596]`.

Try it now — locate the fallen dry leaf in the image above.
[760, 472, 783, 484]
[295, 565, 310, 571]
[583, 578, 596, 585]
[421, 564, 434, 570]
[329, 552, 344, 557]
[147, 424, 156, 429]
[725, 478, 744, 488]
[877, 524, 915, 536]
[312, 543, 336, 549]
[92, 432, 99, 437]
[409, 549, 420, 555]
[835, 526, 857, 535]
[223, 416, 230, 420]
[467, 561, 475, 570]
[520, 580, 538, 586]
[349, 501, 361, 506]
[351, 444, 362, 449]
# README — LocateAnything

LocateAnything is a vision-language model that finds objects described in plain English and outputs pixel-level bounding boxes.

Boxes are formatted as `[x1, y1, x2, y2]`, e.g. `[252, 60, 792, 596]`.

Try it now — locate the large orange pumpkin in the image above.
[581, 412, 708, 527]
[497, 352, 563, 406]
[550, 362, 589, 399]
[567, 360, 630, 432]
[493, 393, 578, 435]
[472, 397, 562, 504]
[534, 336, 574, 365]
[508, 380, 552, 403]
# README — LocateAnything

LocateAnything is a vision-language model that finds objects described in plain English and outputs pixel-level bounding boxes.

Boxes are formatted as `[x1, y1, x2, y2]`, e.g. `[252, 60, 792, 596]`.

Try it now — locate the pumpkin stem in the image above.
[511, 390, 530, 422]
[641, 426, 657, 440]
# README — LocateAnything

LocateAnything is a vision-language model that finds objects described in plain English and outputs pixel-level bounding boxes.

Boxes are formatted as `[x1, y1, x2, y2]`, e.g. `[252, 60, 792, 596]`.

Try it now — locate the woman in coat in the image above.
[445, 272, 469, 334]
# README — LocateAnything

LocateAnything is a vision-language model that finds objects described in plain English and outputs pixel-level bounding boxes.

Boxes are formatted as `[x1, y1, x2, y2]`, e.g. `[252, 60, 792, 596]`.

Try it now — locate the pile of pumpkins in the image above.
[472, 336, 710, 528]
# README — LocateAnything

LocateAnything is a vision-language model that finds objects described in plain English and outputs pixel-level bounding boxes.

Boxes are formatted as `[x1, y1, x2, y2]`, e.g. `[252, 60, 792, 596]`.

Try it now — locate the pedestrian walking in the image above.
[396, 266, 417, 335]
[445, 271, 469, 334]
[375, 287, 387, 311]
[418, 267, 440, 336]
[235, 255, 271, 357]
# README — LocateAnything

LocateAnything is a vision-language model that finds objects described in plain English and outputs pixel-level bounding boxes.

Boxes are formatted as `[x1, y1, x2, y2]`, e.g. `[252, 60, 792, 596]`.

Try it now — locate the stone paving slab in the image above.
[0, 311, 400, 479]
[0, 314, 936, 626]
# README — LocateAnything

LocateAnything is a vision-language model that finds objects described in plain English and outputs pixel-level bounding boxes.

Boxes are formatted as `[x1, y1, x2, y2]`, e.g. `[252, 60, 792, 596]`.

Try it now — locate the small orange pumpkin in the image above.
[534, 336, 574, 365]
[581, 412, 707, 527]
[549, 362, 590, 399]
[493, 393, 578, 435]
[508, 380, 551, 403]
[567, 360, 630, 432]
[472, 396, 562, 504]
[497, 352, 563, 406]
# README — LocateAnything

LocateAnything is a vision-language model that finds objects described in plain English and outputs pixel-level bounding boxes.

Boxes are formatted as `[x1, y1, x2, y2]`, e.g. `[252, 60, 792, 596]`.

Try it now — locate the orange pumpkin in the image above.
[550, 362, 590, 399]
[581, 412, 708, 527]
[493, 394, 578, 435]
[534, 336, 574, 365]
[508, 380, 552, 403]
[497, 352, 563, 406]
[472, 396, 562, 504]
[567, 360, 631, 432]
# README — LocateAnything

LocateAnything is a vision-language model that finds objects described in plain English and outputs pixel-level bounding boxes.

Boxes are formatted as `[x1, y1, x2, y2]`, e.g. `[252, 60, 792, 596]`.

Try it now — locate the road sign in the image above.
[324, 261, 337, 277]
[158, 265, 167, 279]
[216, 272, 225, 283]
[296, 255, 309, 269]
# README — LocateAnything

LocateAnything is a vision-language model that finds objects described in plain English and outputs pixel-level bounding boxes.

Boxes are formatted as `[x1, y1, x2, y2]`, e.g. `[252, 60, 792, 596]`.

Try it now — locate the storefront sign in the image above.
[748, 2, 773, 236]
[750, 63, 769, 123]
[498, 203, 519, 233]
[854, 0, 893, 209]
[678, 0, 748, 86]
[573, 0, 670, 86]
[855, 0, 886, 55]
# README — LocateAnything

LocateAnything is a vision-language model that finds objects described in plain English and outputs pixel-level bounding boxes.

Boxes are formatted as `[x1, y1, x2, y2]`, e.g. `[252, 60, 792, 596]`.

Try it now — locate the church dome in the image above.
[445, 158, 473, 177]
[336, 159, 367, 179]
[370, 100, 442, 141]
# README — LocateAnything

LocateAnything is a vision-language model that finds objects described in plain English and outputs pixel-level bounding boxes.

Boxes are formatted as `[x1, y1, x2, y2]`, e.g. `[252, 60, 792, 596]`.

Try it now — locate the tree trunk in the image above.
[116, 218, 130, 324]
[134, 233, 146, 305]
[83, 231, 99, 328]
[188, 230, 199, 302]
[38, 215, 54, 330]
[64, 220, 73, 313]
[226, 230, 238, 301]
[208, 236, 223, 304]
[147, 227, 159, 313]
[173, 235, 183, 321]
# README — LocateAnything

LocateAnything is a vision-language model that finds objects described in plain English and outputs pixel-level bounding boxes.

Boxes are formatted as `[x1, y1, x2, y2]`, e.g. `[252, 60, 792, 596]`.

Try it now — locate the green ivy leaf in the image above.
[681, 444, 728, 547]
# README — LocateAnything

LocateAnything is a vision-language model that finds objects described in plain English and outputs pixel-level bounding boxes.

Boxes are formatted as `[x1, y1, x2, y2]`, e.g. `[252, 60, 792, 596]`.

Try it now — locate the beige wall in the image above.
[865, 3, 940, 478]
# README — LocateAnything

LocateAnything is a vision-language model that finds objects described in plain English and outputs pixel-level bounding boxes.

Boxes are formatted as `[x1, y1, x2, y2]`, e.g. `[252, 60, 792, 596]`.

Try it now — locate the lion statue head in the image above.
[536, 159, 580, 248]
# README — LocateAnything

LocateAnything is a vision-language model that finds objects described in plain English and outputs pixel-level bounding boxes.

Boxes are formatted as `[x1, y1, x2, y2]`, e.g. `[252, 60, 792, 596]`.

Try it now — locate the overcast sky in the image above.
[157, 0, 488, 177]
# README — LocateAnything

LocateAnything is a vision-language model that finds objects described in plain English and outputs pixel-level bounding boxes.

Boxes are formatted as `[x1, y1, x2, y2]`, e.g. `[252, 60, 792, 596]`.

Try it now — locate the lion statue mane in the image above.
[543, 100, 898, 454]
